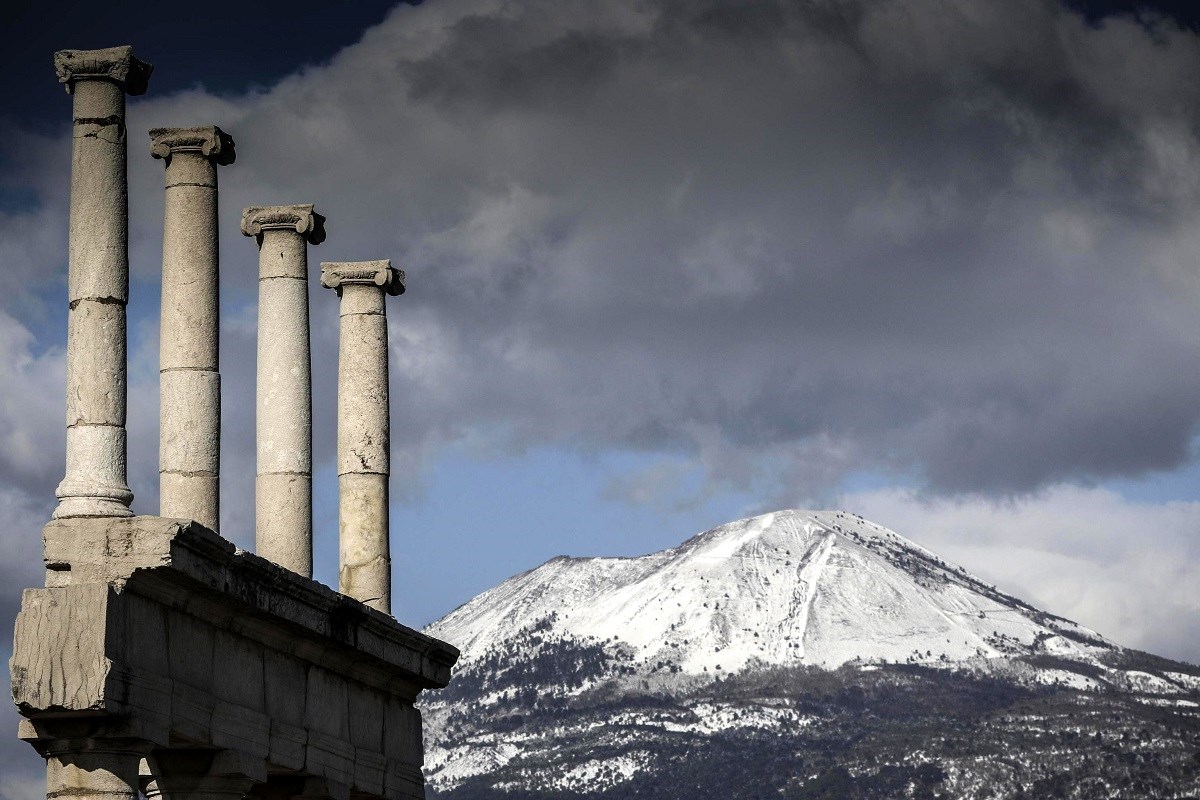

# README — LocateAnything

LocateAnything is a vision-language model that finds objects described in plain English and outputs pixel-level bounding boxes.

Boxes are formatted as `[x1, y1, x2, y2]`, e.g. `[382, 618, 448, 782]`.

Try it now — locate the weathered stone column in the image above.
[241, 205, 325, 577]
[150, 127, 235, 533]
[320, 261, 404, 614]
[52, 46, 151, 519]
[41, 739, 148, 800]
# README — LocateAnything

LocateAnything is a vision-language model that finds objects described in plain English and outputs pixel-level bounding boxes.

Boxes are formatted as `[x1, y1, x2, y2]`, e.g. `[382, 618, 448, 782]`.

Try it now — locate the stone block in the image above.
[212, 631, 264, 711]
[10, 584, 111, 713]
[263, 648, 306, 727]
[255, 473, 313, 576]
[347, 684, 384, 751]
[120, 593, 169, 674]
[159, 370, 220, 472]
[304, 667, 349, 740]
[268, 719, 308, 772]
[383, 700, 422, 766]
[65, 299, 126, 425]
[305, 731, 356, 788]
[353, 749, 387, 796]
[168, 610, 215, 693]
[211, 700, 270, 760]
[170, 681, 216, 745]
[383, 761, 424, 800]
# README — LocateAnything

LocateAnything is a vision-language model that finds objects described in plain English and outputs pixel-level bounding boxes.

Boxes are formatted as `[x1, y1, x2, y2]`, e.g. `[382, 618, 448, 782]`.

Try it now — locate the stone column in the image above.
[320, 261, 404, 614]
[150, 127, 235, 533]
[42, 739, 148, 800]
[52, 46, 152, 519]
[241, 205, 325, 577]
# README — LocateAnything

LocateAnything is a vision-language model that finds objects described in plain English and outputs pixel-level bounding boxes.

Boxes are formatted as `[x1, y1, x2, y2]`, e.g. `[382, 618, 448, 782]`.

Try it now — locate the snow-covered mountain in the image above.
[431, 509, 1112, 676]
[421, 510, 1200, 799]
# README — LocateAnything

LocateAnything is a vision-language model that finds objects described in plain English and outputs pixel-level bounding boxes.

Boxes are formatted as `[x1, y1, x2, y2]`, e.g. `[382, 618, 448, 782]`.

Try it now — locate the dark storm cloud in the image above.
[334, 0, 1200, 497]
[8, 0, 1200, 516]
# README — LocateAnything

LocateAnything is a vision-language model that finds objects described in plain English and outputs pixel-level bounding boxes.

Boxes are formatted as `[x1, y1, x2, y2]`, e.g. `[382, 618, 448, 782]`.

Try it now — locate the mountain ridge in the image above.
[429, 509, 1115, 677]
[420, 509, 1200, 798]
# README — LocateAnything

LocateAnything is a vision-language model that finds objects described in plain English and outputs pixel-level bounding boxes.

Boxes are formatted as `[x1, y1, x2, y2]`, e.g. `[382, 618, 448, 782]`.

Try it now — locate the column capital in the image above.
[320, 260, 405, 296]
[54, 46, 152, 96]
[150, 126, 236, 165]
[241, 204, 326, 244]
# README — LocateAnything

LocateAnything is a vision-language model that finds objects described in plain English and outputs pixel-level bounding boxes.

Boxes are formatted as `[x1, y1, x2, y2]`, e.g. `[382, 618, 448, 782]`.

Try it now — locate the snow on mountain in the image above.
[427, 509, 1113, 676]
[420, 510, 1200, 798]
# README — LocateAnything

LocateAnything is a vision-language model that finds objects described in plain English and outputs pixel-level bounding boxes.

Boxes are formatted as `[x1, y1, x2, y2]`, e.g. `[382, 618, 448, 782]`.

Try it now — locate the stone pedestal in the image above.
[321, 262, 405, 615]
[241, 206, 325, 577]
[151, 127, 235, 533]
[52, 46, 152, 520]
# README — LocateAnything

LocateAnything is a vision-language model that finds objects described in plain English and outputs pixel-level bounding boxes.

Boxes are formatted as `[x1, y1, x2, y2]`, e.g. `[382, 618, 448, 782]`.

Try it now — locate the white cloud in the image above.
[840, 485, 1200, 664]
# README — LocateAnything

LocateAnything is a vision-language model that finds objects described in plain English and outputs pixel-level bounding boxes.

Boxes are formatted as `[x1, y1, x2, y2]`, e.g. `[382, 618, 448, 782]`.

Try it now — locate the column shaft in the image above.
[55, 78, 134, 518]
[338, 285, 391, 612]
[321, 261, 404, 614]
[153, 128, 234, 532]
[242, 206, 325, 577]
[257, 229, 312, 575]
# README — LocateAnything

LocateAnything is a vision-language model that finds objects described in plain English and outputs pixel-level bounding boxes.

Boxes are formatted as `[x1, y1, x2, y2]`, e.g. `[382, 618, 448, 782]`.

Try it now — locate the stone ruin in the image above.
[9, 46, 460, 800]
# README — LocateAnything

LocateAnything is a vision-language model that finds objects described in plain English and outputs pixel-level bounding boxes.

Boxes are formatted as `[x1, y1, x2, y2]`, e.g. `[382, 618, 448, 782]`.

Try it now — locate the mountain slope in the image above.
[421, 510, 1200, 799]
[432, 510, 1111, 674]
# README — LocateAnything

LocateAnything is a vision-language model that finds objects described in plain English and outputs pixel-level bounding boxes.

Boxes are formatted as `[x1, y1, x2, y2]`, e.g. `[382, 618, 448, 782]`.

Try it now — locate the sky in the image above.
[4, 0, 1200, 791]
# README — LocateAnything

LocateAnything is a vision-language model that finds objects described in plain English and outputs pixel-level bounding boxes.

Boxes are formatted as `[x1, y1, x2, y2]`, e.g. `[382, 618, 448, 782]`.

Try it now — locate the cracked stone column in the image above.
[321, 261, 404, 614]
[52, 46, 151, 519]
[151, 127, 235, 533]
[241, 205, 325, 577]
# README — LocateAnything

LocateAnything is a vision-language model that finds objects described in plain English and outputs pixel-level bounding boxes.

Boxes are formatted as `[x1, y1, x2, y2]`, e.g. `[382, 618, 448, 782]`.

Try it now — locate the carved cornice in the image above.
[149, 126, 235, 166]
[320, 260, 405, 296]
[240, 204, 326, 245]
[54, 46, 152, 96]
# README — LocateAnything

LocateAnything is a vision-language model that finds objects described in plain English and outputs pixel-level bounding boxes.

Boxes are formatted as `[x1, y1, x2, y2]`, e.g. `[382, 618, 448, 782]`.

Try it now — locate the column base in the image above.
[53, 494, 135, 519]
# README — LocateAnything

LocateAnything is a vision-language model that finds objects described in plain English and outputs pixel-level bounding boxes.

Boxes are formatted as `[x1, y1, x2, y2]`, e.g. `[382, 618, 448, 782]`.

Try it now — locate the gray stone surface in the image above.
[321, 262, 405, 614]
[53, 47, 151, 519]
[12, 516, 457, 799]
[241, 205, 325, 577]
[152, 126, 234, 533]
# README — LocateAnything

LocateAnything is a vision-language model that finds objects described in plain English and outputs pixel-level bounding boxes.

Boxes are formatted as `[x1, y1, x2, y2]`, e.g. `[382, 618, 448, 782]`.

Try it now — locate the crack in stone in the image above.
[68, 296, 125, 309]
[73, 114, 123, 128]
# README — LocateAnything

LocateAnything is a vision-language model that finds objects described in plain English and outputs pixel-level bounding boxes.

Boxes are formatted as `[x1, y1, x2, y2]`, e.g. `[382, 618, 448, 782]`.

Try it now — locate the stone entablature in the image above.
[12, 516, 458, 799]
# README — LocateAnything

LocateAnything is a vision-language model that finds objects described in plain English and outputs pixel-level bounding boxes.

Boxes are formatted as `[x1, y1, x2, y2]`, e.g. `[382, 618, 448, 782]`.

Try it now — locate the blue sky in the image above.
[5, 0, 1200, 790]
